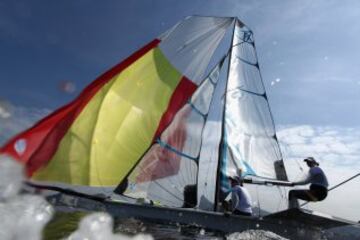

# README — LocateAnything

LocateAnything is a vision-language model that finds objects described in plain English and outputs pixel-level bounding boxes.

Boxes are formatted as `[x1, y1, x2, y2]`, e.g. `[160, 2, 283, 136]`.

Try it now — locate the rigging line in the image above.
[154, 80, 215, 187]
[256, 184, 261, 217]
[160, 59, 225, 198]
[177, 18, 233, 54]
[301, 173, 360, 207]
[232, 41, 249, 48]
[169, 142, 190, 188]
[286, 146, 304, 175]
[157, 138, 198, 161]
[209, 75, 217, 85]
[136, 163, 185, 197]
[152, 178, 187, 203]
[141, 154, 186, 194]
[182, 140, 193, 187]
[177, 58, 227, 198]
[168, 145, 190, 189]
[157, 122, 191, 186]
[227, 86, 265, 98]
[164, 153, 188, 191]
[234, 54, 258, 67]
[196, 56, 228, 199]
[188, 101, 207, 118]
[115, 55, 228, 194]
[202, 65, 227, 188]
[279, 141, 304, 179]
[184, 76, 218, 184]
[163, 149, 192, 192]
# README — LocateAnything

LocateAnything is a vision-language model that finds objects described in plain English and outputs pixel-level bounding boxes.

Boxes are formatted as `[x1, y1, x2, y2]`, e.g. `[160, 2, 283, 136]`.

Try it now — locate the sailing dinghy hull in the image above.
[46, 193, 352, 240]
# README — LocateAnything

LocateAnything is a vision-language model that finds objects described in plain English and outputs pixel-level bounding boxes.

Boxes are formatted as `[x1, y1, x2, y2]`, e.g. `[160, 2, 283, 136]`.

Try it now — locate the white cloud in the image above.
[0, 106, 11, 118]
[277, 124, 360, 221]
[0, 100, 50, 146]
[1, 101, 359, 222]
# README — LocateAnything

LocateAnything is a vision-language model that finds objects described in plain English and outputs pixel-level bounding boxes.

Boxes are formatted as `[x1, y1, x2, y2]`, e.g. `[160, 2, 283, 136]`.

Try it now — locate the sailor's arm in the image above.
[291, 173, 311, 186]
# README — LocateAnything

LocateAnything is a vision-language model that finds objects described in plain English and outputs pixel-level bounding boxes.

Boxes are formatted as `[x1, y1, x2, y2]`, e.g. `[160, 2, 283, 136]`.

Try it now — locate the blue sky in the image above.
[1, 0, 360, 220]
[1, 0, 360, 126]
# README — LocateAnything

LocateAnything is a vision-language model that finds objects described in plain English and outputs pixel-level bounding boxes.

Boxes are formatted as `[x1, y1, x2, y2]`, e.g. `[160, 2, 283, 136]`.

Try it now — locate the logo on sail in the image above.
[14, 138, 27, 155]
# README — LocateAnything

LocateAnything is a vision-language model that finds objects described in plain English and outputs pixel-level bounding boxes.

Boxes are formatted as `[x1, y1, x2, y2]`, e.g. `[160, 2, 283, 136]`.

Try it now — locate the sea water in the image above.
[1, 154, 359, 240]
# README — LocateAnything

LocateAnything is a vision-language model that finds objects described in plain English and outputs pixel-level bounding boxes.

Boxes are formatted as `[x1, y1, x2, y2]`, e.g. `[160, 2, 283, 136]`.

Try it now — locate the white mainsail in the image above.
[197, 19, 287, 210]
[119, 17, 287, 210]
[220, 20, 288, 193]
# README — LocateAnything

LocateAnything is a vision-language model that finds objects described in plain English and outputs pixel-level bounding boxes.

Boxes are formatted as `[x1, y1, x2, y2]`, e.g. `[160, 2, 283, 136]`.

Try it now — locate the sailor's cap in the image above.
[304, 157, 319, 165]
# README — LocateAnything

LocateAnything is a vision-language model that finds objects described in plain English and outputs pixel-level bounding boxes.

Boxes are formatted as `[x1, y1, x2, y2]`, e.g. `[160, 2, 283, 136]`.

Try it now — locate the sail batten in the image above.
[221, 19, 288, 190]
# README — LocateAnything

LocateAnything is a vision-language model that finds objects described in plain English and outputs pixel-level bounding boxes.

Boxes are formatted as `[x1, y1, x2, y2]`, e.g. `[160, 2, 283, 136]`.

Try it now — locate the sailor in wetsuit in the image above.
[288, 157, 329, 208]
[228, 175, 253, 216]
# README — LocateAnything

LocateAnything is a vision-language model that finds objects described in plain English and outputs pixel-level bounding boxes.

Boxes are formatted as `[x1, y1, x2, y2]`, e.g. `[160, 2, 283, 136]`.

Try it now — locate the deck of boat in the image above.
[46, 192, 355, 240]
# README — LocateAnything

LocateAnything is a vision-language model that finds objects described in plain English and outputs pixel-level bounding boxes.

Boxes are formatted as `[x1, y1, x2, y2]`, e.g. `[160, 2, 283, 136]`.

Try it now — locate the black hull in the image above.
[46, 193, 353, 240]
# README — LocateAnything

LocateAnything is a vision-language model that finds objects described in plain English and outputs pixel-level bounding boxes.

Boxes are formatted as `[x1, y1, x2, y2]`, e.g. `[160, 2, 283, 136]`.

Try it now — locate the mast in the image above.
[214, 19, 238, 211]
[214, 16, 289, 210]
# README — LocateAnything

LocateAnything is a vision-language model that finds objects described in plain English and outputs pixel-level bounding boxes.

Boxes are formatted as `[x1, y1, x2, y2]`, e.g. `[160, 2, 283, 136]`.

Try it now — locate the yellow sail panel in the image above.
[33, 48, 182, 186]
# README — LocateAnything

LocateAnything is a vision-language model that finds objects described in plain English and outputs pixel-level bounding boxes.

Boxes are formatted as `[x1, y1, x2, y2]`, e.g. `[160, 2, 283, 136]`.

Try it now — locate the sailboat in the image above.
[0, 16, 355, 239]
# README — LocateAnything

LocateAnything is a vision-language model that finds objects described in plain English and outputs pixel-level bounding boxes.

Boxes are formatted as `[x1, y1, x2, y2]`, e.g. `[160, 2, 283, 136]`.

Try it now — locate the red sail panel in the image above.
[0, 39, 160, 176]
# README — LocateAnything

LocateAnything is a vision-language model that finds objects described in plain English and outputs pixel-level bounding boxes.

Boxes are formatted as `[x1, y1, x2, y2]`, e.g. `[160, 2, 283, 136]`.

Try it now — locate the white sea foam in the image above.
[227, 230, 289, 240]
[0, 155, 153, 240]
[67, 212, 153, 240]
[0, 155, 24, 200]
[3, 195, 54, 240]
[0, 155, 54, 240]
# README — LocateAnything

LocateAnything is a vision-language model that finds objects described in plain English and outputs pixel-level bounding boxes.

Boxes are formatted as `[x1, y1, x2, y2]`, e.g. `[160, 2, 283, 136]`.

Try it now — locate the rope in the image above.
[256, 185, 261, 217]
[301, 173, 360, 207]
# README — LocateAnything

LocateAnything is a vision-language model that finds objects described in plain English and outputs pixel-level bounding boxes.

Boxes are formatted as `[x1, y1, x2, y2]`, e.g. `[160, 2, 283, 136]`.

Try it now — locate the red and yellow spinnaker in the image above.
[0, 16, 232, 187]
[0, 39, 197, 186]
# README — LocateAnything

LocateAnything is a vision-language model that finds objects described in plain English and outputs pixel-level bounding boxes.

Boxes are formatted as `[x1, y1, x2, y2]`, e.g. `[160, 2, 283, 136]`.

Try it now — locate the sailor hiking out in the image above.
[227, 175, 253, 216]
[288, 157, 329, 208]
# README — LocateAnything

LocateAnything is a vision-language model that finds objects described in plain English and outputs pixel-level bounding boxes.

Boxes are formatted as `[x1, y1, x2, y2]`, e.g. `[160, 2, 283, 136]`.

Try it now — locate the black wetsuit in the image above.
[289, 184, 328, 202]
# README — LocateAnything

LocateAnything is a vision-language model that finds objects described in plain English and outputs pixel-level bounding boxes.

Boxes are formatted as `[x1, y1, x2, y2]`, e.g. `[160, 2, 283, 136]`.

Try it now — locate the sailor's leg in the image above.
[289, 189, 319, 209]
[288, 189, 315, 208]
[288, 190, 300, 208]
